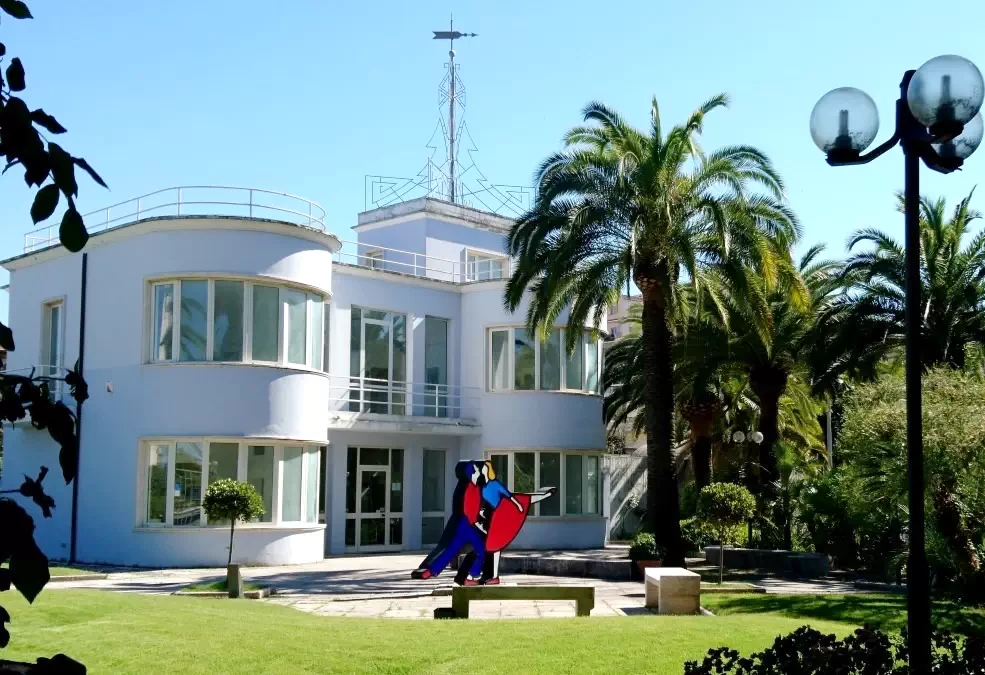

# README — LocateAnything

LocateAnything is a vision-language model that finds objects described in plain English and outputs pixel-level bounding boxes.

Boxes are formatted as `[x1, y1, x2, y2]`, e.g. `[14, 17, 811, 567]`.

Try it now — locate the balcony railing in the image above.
[328, 375, 480, 422]
[333, 239, 513, 284]
[23, 186, 327, 252]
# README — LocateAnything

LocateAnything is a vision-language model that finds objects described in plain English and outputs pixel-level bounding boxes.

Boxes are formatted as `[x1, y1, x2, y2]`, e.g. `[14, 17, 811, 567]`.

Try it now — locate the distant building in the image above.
[606, 294, 641, 340]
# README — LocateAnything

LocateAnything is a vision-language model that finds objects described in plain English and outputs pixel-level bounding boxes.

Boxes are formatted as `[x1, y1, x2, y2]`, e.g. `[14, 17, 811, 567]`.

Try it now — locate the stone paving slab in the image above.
[45, 552, 864, 619]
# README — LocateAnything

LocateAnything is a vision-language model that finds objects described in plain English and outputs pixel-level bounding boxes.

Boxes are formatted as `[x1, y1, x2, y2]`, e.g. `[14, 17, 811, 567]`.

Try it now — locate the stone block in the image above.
[651, 567, 700, 615]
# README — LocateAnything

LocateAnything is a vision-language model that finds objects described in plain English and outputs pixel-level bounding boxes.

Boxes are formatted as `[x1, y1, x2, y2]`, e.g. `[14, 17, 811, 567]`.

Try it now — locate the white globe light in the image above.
[732, 431, 746, 443]
[907, 55, 985, 136]
[750, 431, 765, 445]
[810, 87, 880, 158]
[934, 112, 984, 160]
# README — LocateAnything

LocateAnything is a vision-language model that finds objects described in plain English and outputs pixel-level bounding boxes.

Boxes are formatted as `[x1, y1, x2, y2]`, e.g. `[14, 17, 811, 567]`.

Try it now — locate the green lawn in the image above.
[3, 590, 853, 675]
[181, 580, 263, 593]
[48, 566, 104, 577]
[702, 593, 985, 635]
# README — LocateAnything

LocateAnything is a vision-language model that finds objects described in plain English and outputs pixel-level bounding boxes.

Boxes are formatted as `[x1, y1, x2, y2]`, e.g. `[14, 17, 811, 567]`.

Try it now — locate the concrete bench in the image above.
[644, 568, 700, 615]
[443, 585, 595, 619]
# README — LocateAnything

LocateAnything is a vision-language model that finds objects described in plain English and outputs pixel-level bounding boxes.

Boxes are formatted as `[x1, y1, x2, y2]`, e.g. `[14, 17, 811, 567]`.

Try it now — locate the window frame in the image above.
[148, 276, 327, 372]
[40, 297, 65, 396]
[486, 326, 602, 394]
[465, 248, 508, 282]
[137, 437, 324, 529]
[482, 449, 604, 518]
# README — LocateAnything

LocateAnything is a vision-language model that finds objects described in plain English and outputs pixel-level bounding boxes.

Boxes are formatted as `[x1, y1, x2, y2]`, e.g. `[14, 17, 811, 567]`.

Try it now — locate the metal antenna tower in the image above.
[432, 16, 475, 203]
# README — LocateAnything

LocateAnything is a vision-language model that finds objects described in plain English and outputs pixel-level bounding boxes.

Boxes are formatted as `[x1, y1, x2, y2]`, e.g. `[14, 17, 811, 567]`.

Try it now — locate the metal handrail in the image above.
[327, 374, 480, 420]
[333, 238, 513, 284]
[23, 186, 328, 252]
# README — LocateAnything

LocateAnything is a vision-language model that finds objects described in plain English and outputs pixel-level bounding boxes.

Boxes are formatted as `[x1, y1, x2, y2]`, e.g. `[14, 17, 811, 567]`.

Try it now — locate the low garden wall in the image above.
[704, 546, 831, 577]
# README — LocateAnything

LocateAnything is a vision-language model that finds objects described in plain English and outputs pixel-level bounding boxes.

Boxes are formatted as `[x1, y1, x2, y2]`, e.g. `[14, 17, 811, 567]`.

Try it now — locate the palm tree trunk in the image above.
[750, 367, 787, 490]
[692, 435, 713, 490]
[640, 275, 684, 566]
[758, 396, 780, 488]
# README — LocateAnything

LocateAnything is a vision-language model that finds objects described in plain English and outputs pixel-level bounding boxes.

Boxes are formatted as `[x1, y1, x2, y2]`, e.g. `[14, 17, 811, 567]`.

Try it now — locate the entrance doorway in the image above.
[345, 447, 404, 552]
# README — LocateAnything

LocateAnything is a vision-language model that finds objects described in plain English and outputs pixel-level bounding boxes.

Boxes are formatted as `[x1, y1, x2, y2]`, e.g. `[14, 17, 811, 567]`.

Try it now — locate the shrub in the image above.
[684, 625, 985, 674]
[697, 482, 755, 584]
[680, 517, 743, 553]
[814, 367, 985, 597]
[203, 479, 265, 567]
[628, 532, 665, 561]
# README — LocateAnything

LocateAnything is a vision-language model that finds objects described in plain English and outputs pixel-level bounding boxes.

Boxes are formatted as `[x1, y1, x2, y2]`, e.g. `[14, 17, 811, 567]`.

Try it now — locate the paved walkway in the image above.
[49, 553, 863, 619]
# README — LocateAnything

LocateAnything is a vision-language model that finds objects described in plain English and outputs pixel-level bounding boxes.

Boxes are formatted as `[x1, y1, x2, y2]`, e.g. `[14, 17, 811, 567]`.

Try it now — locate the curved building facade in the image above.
[1, 190, 609, 567]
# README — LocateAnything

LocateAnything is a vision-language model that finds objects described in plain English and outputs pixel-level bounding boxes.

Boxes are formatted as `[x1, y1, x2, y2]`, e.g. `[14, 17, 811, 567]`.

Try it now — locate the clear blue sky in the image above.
[1, 0, 985, 322]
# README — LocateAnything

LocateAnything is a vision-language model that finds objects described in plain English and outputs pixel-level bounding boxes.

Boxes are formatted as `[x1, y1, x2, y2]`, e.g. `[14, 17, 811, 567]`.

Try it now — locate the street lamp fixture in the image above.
[810, 54, 984, 672]
[731, 430, 763, 445]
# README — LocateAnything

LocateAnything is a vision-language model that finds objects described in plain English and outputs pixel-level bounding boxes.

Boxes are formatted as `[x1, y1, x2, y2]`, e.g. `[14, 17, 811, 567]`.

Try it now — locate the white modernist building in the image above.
[0, 187, 608, 567]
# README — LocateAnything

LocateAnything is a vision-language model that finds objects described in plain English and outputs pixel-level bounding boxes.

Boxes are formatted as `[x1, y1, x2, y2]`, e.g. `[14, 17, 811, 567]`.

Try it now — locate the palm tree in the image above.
[718, 247, 838, 490]
[843, 190, 985, 369]
[506, 95, 799, 563]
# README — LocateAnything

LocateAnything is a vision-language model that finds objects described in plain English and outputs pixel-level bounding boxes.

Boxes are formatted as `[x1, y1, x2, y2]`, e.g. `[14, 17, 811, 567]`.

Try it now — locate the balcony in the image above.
[327, 375, 480, 435]
[333, 239, 514, 284]
[23, 186, 327, 253]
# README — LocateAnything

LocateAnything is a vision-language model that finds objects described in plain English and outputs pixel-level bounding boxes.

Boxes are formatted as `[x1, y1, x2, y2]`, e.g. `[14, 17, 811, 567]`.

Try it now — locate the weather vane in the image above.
[432, 16, 476, 203]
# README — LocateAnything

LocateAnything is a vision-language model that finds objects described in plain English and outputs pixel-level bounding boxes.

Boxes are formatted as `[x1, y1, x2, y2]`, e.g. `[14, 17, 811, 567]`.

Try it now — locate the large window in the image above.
[484, 450, 603, 517]
[487, 327, 602, 394]
[466, 251, 507, 281]
[150, 278, 326, 371]
[140, 439, 322, 527]
[40, 299, 64, 395]
[349, 307, 407, 415]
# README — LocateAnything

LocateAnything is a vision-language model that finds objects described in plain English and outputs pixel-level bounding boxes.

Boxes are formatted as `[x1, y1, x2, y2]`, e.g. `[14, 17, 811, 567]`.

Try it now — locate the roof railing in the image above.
[23, 186, 327, 253]
[332, 238, 513, 284]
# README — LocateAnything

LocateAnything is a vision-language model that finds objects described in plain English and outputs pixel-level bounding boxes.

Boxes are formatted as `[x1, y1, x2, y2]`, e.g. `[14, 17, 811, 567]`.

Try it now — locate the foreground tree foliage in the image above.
[799, 367, 985, 598]
[203, 479, 265, 568]
[507, 95, 798, 563]
[684, 625, 985, 674]
[0, 1, 102, 671]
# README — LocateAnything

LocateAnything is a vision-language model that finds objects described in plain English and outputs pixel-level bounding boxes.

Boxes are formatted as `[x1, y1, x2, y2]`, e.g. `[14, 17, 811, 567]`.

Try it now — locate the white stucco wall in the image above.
[1, 218, 337, 566]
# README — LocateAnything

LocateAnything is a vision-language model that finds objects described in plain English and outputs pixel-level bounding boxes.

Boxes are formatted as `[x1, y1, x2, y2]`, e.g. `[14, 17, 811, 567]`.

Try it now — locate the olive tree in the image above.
[697, 482, 755, 584]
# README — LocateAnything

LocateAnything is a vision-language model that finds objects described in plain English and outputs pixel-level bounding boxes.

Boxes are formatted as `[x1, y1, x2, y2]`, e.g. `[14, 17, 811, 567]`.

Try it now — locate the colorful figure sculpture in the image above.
[412, 459, 555, 586]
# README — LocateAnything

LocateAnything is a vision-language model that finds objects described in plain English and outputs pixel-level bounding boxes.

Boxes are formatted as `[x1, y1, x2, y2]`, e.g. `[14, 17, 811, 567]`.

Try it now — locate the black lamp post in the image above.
[810, 54, 985, 672]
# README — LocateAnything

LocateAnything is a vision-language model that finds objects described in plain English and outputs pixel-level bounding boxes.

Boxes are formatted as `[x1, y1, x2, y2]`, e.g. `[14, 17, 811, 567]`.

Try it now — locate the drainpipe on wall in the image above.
[69, 252, 88, 563]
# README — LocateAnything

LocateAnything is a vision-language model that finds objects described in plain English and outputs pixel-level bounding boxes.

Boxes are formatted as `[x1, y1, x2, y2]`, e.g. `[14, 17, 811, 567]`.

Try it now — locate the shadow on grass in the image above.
[703, 593, 985, 635]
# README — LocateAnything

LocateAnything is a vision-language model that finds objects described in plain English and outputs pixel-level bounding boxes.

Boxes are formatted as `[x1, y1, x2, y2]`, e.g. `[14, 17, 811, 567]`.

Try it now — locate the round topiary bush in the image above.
[203, 479, 265, 567]
[697, 482, 755, 584]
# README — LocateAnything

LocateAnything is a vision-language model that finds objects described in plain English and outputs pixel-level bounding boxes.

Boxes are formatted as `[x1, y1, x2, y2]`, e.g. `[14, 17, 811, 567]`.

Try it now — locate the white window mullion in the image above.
[237, 441, 248, 482]
[165, 444, 176, 526]
[206, 280, 215, 361]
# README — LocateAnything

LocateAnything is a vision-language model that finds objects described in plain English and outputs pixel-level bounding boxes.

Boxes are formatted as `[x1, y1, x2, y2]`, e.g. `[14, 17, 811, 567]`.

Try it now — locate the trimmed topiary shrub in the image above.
[203, 479, 265, 567]
[697, 482, 755, 584]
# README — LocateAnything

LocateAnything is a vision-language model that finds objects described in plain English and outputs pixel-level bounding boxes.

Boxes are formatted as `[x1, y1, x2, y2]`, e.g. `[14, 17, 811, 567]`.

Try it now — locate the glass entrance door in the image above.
[346, 447, 405, 552]
[357, 467, 389, 549]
